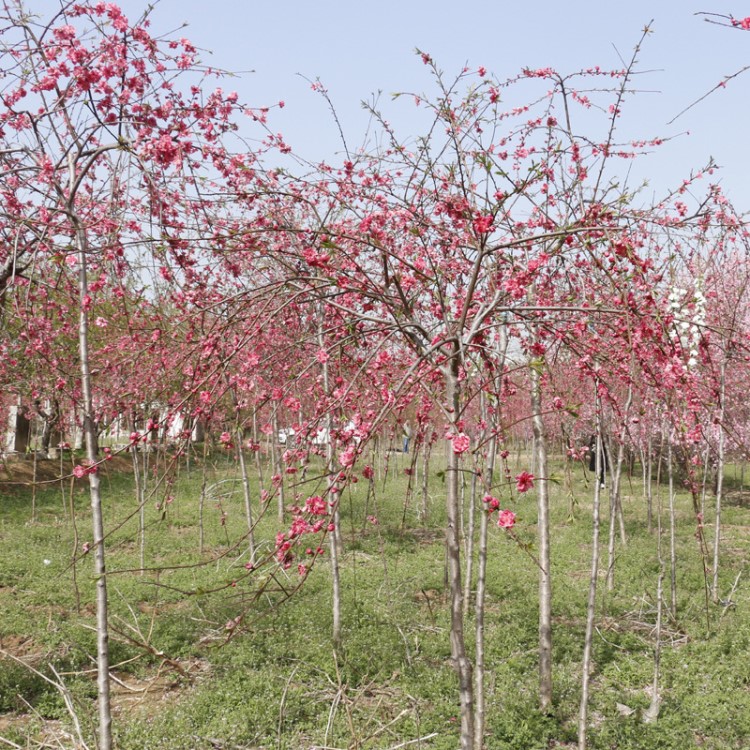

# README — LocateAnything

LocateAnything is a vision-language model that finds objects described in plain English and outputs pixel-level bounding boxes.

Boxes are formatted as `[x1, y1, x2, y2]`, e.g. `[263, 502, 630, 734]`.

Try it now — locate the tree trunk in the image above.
[530, 362, 552, 712]
[578, 397, 603, 750]
[646, 435, 653, 534]
[606, 386, 632, 591]
[420, 437, 432, 522]
[74, 223, 112, 750]
[445, 354, 474, 749]
[645, 461, 665, 725]
[237, 425, 256, 564]
[318, 308, 342, 652]
[271, 410, 285, 524]
[712, 360, 726, 603]
[131, 438, 145, 573]
[463, 467, 478, 619]
[198, 436, 209, 554]
[668, 437, 677, 619]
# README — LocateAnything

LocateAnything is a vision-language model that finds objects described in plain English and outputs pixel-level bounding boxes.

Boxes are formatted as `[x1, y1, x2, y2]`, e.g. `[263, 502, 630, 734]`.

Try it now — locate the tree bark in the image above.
[712, 359, 726, 603]
[317, 308, 342, 652]
[578, 395, 603, 750]
[531, 362, 552, 712]
[445, 352, 474, 749]
[607, 385, 632, 591]
[668, 436, 677, 619]
[74, 222, 112, 750]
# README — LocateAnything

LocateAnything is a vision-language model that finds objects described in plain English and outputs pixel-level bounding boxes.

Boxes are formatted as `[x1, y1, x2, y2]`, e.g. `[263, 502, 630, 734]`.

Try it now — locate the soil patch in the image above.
[0, 455, 134, 488]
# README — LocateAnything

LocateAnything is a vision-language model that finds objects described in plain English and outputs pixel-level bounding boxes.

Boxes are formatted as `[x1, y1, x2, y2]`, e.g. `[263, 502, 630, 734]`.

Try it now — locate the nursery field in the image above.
[1, 450, 750, 750]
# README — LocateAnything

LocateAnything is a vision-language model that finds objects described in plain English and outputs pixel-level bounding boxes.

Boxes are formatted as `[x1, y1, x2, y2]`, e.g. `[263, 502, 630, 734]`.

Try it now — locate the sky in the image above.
[53, 1, 750, 209]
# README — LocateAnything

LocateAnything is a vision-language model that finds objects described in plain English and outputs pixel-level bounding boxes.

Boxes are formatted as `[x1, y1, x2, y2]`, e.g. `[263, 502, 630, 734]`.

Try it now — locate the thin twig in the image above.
[276, 664, 299, 750]
[385, 733, 439, 749]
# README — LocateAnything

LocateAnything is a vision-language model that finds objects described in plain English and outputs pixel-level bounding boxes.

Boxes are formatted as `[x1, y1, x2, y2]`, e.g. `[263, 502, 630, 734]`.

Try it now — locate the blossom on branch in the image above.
[515, 471, 535, 493]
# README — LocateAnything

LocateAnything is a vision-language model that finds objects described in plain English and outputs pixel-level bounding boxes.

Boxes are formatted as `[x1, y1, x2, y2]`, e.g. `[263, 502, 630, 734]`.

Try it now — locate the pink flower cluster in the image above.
[515, 471, 535, 493]
[72, 464, 97, 478]
[497, 509, 516, 529]
[451, 432, 470, 454]
[482, 495, 516, 529]
[339, 445, 357, 467]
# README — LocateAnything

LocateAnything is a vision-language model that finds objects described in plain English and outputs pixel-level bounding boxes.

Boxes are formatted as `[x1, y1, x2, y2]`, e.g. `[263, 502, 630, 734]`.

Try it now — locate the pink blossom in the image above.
[304, 495, 327, 516]
[362, 465, 374, 480]
[452, 433, 470, 454]
[73, 465, 86, 479]
[285, 396, 301, 411]
[515, 471, 535, 493]
[497, 509, 516, 529]
[482, 494, 500, 511]
[472, 214, 494, 234]
[339, 445, 356, 467]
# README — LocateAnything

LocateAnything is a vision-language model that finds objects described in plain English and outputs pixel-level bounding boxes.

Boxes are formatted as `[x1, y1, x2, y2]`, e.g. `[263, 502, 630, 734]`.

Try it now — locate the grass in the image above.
[1, 447, 750, 748]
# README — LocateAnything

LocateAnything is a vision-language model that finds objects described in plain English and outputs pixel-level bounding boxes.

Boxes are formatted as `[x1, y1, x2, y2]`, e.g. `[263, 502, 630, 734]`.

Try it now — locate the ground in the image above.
[1, 449, 750, 749]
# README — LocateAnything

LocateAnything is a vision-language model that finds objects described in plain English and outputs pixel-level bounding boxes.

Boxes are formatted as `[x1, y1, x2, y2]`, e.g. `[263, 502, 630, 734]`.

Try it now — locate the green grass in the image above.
[1, 449, 750, 749]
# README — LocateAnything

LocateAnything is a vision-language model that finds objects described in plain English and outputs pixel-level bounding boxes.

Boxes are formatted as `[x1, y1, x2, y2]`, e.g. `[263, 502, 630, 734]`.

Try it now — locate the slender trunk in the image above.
[607, 387, 632, 591]
[131, 441, 145, 573]
[317, 307, 342, 651]
[237, 427, 256, 564]
[646, 436, 653, 534]
[668, 437, 677, 619]
[578, 397, 603, 750]
[531, 363, 552, 712]
[459, 454, 466, 544]
[613, 387, 632, 546]
[473, 467, 490, 749]
[644, 467, 664, 724]
[700, 446, 710, 520]
[198, 437, 209, 554]
[741, 462, 745, 505]
[712, 360, 726, 603]
[31, 445, 37, 523]
[463, 468, 478, 619]
[475, 329, 508, 748]
[271, 411, 284, 524]
[252, 411, 264, 487]
[74, 224, 112, 750]
[445, 356, 474, 749]
[420, 438, 431, 522]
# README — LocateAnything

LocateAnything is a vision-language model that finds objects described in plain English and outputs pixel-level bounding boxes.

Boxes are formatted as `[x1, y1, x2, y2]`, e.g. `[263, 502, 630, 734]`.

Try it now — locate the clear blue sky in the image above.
[106, 1, 750, 210]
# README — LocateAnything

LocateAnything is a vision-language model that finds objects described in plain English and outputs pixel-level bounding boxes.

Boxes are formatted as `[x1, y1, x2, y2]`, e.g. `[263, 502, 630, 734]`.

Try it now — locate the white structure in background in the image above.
[278, 427, 296, 446]
[3, 401, 30, 454]
[278, 426, 331, 446]
[166, 412, 204, 442]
